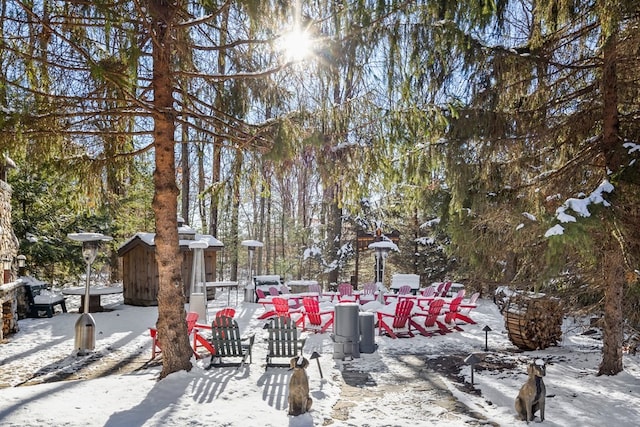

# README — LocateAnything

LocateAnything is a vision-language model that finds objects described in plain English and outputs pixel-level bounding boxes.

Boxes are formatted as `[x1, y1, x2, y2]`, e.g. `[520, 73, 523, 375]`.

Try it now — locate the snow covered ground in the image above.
[1, 288, 640, 426]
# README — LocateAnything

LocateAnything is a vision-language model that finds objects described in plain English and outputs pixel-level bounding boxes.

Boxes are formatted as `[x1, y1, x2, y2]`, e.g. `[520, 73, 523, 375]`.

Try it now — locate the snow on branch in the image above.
[544, 180, 614, 237]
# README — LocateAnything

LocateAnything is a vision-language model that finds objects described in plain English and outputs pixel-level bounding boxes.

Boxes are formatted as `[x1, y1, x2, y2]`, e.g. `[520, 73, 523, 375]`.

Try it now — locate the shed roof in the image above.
[117, 232, 224, 256]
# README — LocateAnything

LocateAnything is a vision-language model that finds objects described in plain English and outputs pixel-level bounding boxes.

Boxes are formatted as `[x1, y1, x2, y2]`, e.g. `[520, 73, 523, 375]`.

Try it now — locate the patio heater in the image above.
[189, 240, 209, 322]
[368, 241, 397, 303]
[68, 232, 113, 355]
[241, 239, 263, 303]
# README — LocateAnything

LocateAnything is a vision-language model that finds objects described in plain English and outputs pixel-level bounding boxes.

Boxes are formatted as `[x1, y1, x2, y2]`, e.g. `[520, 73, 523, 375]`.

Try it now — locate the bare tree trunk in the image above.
[598, 31, 624, 375]
[208, 4, 228, 240]
[197, 143, 207, 231]
[266, 193, 272, 273]
[599, 238, 624, 375]
[325, 183, 342, 285]
[148, 0, 192, 379]
[180, 125, 190, 224]
[257, 178, 266, 275]
[228, 151, 242, 281]
[209, 139, 221, 238]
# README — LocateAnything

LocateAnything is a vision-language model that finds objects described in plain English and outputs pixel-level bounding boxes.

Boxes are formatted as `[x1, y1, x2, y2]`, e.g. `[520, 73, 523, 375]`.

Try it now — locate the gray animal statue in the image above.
[515, 359, 546, 423]
[287, 356, 313, 416]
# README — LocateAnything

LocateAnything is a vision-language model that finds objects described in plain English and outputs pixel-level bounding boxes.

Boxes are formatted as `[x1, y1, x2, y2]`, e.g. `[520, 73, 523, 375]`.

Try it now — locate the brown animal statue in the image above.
[287, 356, 313, 416]
[515, 360, 546, 423]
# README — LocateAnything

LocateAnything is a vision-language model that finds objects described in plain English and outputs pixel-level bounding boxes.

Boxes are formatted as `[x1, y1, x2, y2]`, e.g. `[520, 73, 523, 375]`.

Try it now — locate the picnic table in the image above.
[205, 281, 239, 306]
[62, 285, 123, 313]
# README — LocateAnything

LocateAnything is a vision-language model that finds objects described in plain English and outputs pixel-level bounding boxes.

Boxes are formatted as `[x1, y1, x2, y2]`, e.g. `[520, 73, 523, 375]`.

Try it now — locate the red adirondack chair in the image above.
[308, 283, 322, 295]
[301, 296, 334, 333]
[268, 286, 280, 296]
[440, 281, 453, 297]
[215, 307, 236, 319]
[150, 311, 200, 359]
[442, 296, 465, 331]
[193, 307, 237, 333]
[273, 297, 303, 326]
[307, 283, 332, 303]
[377, 299, 415, 338]
[256, 288, 268, 301]
[410, 298, 450, 337]
[337, 282, 356, 302]
[454, 292, 479, 325]
[256, 288, 278, 319]
[398, 285, 412, 295]
[421, 286, 436, 298]
[192, 307, 242, 358]
[359, 283, 377, 304]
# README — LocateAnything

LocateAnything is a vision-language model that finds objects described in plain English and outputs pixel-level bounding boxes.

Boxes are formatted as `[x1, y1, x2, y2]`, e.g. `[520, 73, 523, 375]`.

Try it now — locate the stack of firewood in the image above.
[504, 292, 563, 351]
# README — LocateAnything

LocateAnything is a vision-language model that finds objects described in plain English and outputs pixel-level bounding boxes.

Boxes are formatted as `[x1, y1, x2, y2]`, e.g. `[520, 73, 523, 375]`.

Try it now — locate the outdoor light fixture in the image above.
[483, 325, 492, 352]
[241, 239, 263, 303]
[464, 353, 481, 386]
[310, 351, 323, 379]
[2, 256, 12, 284]
[67, 232, 113, 356]
[16, 254, 26, 277]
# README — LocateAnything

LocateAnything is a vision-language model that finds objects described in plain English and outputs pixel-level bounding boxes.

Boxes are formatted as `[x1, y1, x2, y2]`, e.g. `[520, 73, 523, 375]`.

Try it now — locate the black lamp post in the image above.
[310, 351, 323, 379]
[483, 325, 492, 351]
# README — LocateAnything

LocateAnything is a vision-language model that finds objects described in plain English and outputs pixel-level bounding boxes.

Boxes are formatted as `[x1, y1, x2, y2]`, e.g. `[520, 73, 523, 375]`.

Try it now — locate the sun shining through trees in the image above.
[279, 28, 314, 62]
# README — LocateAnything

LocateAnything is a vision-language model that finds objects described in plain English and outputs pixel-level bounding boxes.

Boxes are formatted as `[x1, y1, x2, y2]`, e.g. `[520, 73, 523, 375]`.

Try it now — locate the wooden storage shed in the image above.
[117, 223, 224, 306]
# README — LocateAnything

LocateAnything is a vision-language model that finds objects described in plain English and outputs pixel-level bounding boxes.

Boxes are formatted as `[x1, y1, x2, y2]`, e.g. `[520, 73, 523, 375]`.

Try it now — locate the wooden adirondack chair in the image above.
[410, 298, 450, 337]
[150, 312, 199, 359]
[450, 293, 479, 326]
[417, 286, 436, 309]
[214, 307, 236, 318]
[460, 292, 480, 315]
[301, 296, 334, 333]
[256, 288, 278, 320]
[273, 297, 303, 325]
[265, 316, 306, 369]
[421, 286, 436, 298]
[308, 283, 331, 302]
[398, 285, 412, 295]
[308, 283, 322, 295]
[442, 296, 466, 331]
[256, 288, 268, 301]
[192, 307, 237, 354]
[207, 315, 255, 369]
[440, 281, 453, 297]
[386, 284, 413, 304]
[358, 283, 377, 304]
[377, 299, 415, 338]
[452, 289, 466, 299]
[268, 286, 280, 296]
[337, 282, 356, 302]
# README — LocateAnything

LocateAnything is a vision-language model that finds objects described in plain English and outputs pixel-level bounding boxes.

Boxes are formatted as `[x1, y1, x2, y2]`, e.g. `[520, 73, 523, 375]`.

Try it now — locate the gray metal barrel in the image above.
[333, 302, 360, 359]
[359, 312, 376, 354]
